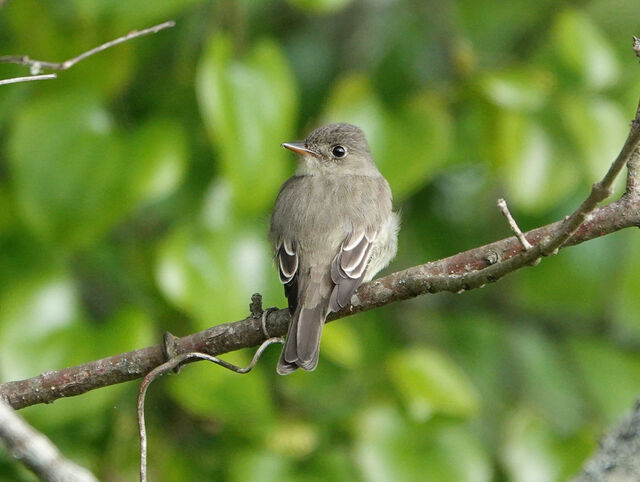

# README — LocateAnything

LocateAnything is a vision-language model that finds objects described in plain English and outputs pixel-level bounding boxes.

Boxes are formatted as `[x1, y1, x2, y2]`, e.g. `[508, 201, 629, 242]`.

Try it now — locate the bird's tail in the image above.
[277, 279, 330, 375]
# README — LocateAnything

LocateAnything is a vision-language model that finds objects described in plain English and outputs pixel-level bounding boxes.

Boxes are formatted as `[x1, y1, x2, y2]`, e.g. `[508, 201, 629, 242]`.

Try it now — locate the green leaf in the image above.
[127, 118, 187, 204]
[231, 448, 358, 482]
[229, 451, 290, 482]
[166, 351, 274, 437]
[490, 111, 579, 211]
[457, 0, 555, 63]
[440, 313, 511, 416]
[66, 0, 199, 31]
[8, 91, 127, 246]
[0, 270, 80, 382]
[480, 68, 554, 111]
[513, 231, 624, 318]
[500, 409, 562, 482]
[611, 232, 640, 339]
[265, 420, 319, 458]
[0, 186, 17, 236]
[197, 34, 297, 216]
[302, 450, 361, 481]
[501, 409, 594, 482]
[155, 223, 281, 330]
[380, 94, 452, 198]
[8, 93, 188, 247]
[322, 74, 386, 143]
[322, 74, 452, 198]
[509, 327, 585, 432]
[503, 123, 554, 209]
[387, 347, 480, 421]
[286, 0, 353, 14]
[354, 405, 491, 482]
[551, 9, 619, 90]
[321, 322, 363, 369]
[276, 359, 369, 422]
[560, 95, 628, 182]
[568, 337, 640, 422]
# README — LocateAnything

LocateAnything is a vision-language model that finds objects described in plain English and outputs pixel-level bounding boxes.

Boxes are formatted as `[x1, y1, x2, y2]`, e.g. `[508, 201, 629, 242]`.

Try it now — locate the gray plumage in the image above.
[270, 123, 399, 375]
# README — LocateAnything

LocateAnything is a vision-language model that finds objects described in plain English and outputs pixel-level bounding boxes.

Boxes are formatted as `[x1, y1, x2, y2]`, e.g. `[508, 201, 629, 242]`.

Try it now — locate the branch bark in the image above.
[0, 399, 97, 481]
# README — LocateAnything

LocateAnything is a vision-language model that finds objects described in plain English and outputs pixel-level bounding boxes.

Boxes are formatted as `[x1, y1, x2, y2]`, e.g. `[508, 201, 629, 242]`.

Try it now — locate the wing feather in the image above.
[276, 240, 299, 311]
[328, 230, 376, 312]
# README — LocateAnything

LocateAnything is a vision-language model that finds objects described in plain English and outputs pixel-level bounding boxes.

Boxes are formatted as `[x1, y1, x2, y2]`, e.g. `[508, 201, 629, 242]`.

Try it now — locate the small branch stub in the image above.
[249, 293, 263, 317]
[497, 198, 533, 251]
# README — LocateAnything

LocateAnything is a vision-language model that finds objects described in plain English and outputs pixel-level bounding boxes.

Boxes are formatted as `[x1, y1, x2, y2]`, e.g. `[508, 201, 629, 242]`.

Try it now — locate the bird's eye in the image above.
[332, 145, 347, 158]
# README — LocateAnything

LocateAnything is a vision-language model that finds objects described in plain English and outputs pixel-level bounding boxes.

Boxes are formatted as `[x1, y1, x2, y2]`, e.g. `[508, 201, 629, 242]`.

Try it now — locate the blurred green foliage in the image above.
[1, 0, 639, 480]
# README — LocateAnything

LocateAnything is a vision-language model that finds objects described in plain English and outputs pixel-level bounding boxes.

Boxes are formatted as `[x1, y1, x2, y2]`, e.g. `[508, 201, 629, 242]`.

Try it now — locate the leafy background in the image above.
[1, 0, 640, 480]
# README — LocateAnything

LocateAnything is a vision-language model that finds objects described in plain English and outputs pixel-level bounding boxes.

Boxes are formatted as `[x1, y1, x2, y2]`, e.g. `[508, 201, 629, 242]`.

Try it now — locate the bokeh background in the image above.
[1, 0, 640, 480]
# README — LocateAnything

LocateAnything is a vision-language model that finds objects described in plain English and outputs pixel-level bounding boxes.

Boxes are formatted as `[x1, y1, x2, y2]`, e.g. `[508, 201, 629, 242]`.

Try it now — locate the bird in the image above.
[270, 123, 399, 375]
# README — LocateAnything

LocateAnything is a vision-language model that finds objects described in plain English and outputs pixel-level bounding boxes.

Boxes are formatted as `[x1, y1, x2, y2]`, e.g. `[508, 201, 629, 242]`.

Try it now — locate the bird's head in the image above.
[282, 123, 378, 176]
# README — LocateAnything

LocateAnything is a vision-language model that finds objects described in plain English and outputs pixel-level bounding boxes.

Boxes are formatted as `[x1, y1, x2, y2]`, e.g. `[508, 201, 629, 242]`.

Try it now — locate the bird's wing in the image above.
[277, 227, 377, 314]
[276, 239, 299, 311]
[328, 229, 377, 312]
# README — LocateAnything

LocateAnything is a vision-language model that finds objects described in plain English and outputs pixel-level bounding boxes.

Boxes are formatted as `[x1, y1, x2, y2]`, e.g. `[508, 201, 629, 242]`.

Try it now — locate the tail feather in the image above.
[277, 292, 329, 375]
[283, 306, 300, 363]
[276, 357, 298, 375]
[296, 304, 326, 366]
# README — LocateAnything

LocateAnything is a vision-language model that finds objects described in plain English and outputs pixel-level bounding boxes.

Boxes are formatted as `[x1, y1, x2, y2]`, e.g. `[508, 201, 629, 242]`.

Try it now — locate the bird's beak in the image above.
[281, 142, 319, 157]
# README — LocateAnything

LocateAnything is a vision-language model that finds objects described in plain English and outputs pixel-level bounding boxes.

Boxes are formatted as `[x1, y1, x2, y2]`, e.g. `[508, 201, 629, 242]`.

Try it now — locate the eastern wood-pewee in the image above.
[270, 123, 399, 375]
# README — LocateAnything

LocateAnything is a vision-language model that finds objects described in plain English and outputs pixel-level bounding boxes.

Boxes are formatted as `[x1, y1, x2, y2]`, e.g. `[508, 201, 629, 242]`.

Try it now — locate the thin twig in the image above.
[0, 21, 175, 75]
[137, 338, 284, 482]
[497, 198, 533, 250]
[0, 399, 98, 481]
[0, 73, 56, 86]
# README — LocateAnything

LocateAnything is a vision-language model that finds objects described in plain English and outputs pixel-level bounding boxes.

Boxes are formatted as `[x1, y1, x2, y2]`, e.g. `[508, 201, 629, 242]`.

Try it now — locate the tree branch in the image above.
[0, 399, 97, 481]
[1, 187, 639, 410]
[0, 20, 175, 76]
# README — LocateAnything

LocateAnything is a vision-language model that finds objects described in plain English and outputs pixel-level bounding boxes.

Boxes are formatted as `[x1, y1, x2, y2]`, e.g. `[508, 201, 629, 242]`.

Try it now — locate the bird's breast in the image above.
[270, 174, 392, 257]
